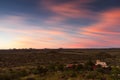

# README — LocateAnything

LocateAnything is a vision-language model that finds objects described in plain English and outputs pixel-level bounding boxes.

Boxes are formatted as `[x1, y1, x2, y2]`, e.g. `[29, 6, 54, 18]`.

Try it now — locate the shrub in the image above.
[36, 66, 48, 76]
[85, 59, 94, 71]
[26, 77, 35, 80]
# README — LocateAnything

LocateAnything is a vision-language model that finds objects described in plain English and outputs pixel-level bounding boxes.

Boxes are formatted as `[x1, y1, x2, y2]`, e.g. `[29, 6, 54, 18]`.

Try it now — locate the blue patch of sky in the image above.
[0, 0, 54, 19]
[63, 18, 98, 27]
[89, 0, 120, 12]
[50, 0, 72, 4]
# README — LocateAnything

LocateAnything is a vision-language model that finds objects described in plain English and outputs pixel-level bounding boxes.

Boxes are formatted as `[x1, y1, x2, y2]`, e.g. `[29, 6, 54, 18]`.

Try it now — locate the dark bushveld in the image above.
[0, 48, 120, 80]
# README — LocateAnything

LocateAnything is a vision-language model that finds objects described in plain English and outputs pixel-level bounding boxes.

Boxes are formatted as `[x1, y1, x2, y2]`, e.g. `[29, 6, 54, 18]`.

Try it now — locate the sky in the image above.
[0, 0, 120, 49]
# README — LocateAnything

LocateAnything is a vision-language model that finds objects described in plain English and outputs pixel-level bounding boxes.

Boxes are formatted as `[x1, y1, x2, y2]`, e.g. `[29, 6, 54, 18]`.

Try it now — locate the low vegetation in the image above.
[0, 48, 120, 80]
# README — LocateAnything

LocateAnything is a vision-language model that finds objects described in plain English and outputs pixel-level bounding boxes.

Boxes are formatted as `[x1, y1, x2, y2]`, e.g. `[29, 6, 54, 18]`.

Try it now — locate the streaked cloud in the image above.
[42, 0, 95, 18]
[0, 0, 120, 48]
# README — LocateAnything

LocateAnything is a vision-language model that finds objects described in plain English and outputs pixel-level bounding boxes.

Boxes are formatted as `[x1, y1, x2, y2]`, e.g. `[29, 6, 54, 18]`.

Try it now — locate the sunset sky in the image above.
[0, 0, 120, 49]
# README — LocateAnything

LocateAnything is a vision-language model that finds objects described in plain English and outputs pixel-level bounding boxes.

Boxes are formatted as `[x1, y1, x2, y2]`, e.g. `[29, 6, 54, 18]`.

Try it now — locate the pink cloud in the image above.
[75, 8, 120, 48]
[0, 15, 70, 48]
[81, 8, 120, 34]
[64, 37, 107, 48]
[1, 8, 120, 49]
[42, 0, 95, 18]
[0, 15, 66, 36]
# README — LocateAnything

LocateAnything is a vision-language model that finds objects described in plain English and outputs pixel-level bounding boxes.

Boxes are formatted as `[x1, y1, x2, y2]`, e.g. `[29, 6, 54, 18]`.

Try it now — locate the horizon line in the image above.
[0, 47, 120, 50]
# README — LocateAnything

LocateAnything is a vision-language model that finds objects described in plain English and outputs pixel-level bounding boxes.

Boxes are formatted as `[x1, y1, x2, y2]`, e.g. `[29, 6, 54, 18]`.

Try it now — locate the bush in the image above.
[25, 77, 35, 80]
[0, 73, 12, 80]
[47, 64, 56, 72]
[34, 66, 48, 76]
[56, 64, 64, 71]
[85, 60, 94, 71]
[63, 71, 77, 78]
[75, 64, 84, 71]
